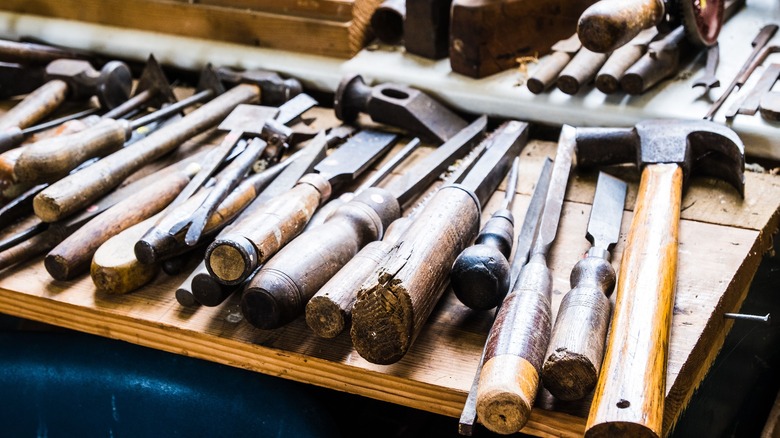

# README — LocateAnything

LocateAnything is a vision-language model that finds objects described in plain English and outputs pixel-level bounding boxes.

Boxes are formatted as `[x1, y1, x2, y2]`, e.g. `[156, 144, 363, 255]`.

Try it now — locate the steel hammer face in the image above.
[44, 59, 132, 109]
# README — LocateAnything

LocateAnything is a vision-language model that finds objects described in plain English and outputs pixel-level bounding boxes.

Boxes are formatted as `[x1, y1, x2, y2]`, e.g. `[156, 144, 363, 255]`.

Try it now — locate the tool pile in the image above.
[0, 36, 750, 438]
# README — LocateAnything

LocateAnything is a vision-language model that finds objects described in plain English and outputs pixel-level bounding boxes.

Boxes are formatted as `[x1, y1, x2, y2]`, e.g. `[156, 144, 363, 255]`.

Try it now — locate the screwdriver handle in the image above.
[475, 253, 553, 435]
[205, 172, 329, 285]
[0, 79, 68, 131]
[15, 118, 130, 183]
[240, 187, 400, 329]
[451, 208, 514, 310]
[542, 252, 614, 401]
[305, 212, 411, 339]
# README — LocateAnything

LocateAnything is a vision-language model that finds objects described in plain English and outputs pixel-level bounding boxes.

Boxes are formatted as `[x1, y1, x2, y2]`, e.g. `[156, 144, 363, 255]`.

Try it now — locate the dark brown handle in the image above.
[0, 79, 68, 130]
[241, 188, 400, 329]
[15, 118, 129, 183]
[585, 163, 681, 438]
[527, 51, 575, 94]
[351, 186, 481, 365]
[205, 174, 327, 285]
[33, 84, 259, 223]
[0, 229, 57, 271]
[577, 0, 663, 53]
[541, 255, 614, 401]
[475, 253, 553, 435]
[43, 170, 191, 281]
[557, 49, 609, 95]
[176, 260, 208, 307]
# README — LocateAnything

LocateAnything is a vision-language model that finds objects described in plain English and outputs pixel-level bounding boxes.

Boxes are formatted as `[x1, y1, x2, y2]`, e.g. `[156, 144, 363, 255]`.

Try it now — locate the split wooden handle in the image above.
[241, 188, 400, 330]
[585, 163, 682, 438]
[0, 79, 68, 131]
[578, 0, 663, 53]
[15, 118, 129, 183]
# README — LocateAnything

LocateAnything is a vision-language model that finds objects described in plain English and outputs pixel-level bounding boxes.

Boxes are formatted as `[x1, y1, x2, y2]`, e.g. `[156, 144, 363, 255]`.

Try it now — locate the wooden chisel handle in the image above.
[0, 79, 68, 131]
[43, 169, 192, 281]
[175, 260, 208, 307]
[15, 118, 130, 183]
[541, 252, 614, 401]
[577, 0, 663, 53]
[596, 39, 650, 93]
[475, 253, 553, 435]
[351, 186, 481, 365]
[585, 163, 681, 438]
[34, 84, 259, 223]
[557, 48, 609, 95]
[205, 173, 329, 285]
[527, 51, 575, 95]
[0, 229, 58, 271]
[241, 188, 400, 329]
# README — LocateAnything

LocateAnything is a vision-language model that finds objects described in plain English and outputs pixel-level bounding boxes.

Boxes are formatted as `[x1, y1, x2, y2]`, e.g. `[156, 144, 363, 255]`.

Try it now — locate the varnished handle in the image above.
[577, 0, 663, 53]
[33, 84, 259, 223]
[0, 79, 68, 130]
[475, 253, 553, 435]
[241, 187, 400, 329]
[586, 163, 682, 438]
[43, 170, 191, 281]
[541, 254, 614, 401]
[15, 118, 129, 183]
[205, 173, 329, 285]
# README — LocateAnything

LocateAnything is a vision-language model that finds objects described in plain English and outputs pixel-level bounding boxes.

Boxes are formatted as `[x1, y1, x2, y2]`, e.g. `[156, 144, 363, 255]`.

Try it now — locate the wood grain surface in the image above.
[0, 134, 777, 438]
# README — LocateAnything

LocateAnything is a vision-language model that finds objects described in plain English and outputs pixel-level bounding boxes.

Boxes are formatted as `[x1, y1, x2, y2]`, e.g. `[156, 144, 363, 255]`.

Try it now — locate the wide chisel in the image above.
[349, 120, 528, 365]
[541, 171, 627, 401]
[204, 129, 398, 286]
[475, 125, 575, 435]
[240, 116, 488, 330]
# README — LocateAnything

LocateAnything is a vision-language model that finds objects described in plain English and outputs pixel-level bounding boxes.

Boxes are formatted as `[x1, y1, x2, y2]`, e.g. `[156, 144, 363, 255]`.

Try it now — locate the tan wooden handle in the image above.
[578, 0, 663, 53]
[557, 49, 609, 95]
[596, 42, 648, 93]
[527, 51, 575, 94]
[585, 163, 682, 438]
[0, 79, 68, 131]
[15, 118, 128, 183]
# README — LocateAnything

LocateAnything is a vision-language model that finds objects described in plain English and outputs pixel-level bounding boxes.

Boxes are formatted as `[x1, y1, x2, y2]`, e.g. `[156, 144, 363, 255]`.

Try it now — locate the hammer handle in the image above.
[577, 0, 663, 53]
[43, 169, 191, 281]
[15, 118, 129, 183]
[586, 163, 681, 438]
[33, 84, 259, 223]
[0, 79, 69, 131]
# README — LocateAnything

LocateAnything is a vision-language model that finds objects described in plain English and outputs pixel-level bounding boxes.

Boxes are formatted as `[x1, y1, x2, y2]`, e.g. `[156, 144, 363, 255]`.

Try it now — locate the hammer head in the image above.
[575, 119, 745, 196]
[44, 59, 132, 109]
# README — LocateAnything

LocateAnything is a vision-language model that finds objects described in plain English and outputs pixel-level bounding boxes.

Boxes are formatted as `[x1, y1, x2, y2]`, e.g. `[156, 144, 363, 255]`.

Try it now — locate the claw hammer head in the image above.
[575, 119, 745, 197]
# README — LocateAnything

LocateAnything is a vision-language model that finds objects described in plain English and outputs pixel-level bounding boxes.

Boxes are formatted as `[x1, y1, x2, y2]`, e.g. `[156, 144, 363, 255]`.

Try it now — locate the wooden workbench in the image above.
[0, 113, 777, 437]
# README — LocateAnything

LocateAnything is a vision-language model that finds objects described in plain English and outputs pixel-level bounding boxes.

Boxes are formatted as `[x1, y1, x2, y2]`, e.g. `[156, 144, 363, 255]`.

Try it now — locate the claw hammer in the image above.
[574, 119, 744, 437]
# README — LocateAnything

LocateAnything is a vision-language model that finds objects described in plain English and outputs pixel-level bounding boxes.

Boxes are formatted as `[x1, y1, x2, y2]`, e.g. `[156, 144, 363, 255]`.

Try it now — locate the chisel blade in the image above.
[586, 172, 627, 251]
[313, 129, 398, 187]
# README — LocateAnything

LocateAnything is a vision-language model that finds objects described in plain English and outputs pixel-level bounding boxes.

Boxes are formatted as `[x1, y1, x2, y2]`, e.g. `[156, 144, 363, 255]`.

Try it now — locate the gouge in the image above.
[475, 126, 574, 435]
[459, 156, 553, 437]
[350, 119, 527, 364]
[541, 171, 626, 401]
[205, 129, 398, 286]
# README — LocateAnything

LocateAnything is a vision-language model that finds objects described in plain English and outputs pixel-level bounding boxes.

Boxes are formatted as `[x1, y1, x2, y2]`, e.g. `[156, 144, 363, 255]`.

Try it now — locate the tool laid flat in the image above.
[239, 116, 488, 330]
[542, 171, 627, 402]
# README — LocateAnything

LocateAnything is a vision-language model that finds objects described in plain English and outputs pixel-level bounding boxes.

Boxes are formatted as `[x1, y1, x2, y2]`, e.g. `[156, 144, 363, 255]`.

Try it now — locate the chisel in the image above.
[240, 116, 488, 330]
[541, 171, 626, 401]
[350, 120, 528, 365]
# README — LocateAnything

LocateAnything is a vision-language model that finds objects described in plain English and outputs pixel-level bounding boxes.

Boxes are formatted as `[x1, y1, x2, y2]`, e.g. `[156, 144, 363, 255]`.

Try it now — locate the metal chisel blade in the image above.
[313, 129, 398, 187]
[274, 93, 317, 125]
[586, 172, 627, 251]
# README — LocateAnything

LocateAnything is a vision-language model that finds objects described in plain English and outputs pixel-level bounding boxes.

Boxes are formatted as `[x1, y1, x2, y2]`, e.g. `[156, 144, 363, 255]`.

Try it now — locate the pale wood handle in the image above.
[527, 51, 574, 94]
[0, 79, 68, 130]
[578, 0, 663, 53]
[585, 163, 682, 438]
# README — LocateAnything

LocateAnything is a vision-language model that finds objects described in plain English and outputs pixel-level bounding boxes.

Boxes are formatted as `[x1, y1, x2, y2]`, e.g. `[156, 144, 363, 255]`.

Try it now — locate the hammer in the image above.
[575, 119, 744, 437]
[0, 59, 132, 132]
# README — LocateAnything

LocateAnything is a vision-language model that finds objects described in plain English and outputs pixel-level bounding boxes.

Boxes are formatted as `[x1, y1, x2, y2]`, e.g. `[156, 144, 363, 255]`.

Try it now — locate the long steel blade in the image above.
[313, 129, 398, 187]
[529, 124, 575, 258]
[383, 115, 488, 207]
[457, 120, 529, 208]
[587, 172, 627, 251]
[274, 93, 317, 125]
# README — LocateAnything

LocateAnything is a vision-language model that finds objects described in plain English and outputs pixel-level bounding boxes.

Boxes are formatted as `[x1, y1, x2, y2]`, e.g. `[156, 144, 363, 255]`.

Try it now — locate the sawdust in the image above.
[515, 55, 539, 87]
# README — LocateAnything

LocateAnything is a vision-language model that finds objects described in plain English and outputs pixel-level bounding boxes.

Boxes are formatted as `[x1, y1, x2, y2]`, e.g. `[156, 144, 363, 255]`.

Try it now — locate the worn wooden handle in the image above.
[33, 84, 259, 223]
[205, 175, 327, 285]
[620, 42, 681, 95]
[585, 164, 682, 438]
[0, 229, 58, 271]
[43, 170, 191, 281]
[0, 79, 68, 131]
[557, 48, 609, 95]
[351, 186, 481, 365]
[15, 118, 129, 183]
[577, 0, 663, 53]
[596, 42, 648, 93]
[527, 51, 574, 94]
[241, 188, 400, 330]
[475, 254, 553, 435]
[175, 260, 208, 307]
[542, 255, 614, 401]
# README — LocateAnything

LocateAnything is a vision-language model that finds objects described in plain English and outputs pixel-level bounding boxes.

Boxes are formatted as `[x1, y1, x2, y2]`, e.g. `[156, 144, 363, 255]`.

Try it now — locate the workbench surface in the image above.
[0, 125, 777, 437]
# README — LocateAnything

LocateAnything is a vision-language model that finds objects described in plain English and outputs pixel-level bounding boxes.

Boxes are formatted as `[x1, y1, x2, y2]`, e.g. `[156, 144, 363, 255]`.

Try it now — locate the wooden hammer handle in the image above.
[585, 163, 682, 438]
[578, 0, 663, 53]
[0, 79, 68, 131]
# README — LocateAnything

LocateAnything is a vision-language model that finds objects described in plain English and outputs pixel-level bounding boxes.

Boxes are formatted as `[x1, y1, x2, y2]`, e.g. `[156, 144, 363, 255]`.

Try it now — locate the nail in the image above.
[723, 312, 772, 325]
